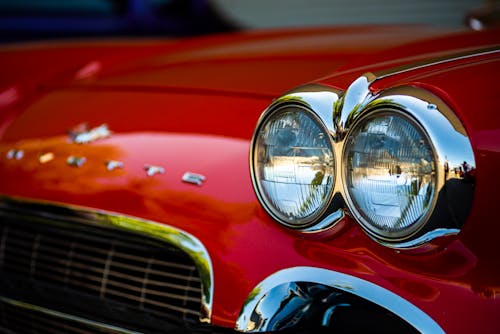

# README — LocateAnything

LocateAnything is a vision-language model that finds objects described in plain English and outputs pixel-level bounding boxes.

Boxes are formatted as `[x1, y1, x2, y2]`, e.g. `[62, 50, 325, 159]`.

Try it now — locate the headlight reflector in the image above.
[252, 105, 335, 228]
[344, 111, 437, 240]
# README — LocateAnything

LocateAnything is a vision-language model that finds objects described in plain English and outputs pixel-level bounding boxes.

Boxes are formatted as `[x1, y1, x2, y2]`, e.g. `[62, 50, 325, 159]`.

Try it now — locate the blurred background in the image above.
[0, 0, 498, 42]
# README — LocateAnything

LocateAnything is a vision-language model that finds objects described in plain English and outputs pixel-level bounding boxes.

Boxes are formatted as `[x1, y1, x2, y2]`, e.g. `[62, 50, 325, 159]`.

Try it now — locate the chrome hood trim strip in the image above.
[0, 195, 213, 323]
[373, 46, 500, 81]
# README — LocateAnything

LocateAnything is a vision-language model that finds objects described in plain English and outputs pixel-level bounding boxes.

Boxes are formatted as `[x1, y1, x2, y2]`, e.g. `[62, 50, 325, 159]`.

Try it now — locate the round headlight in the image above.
[252, 104, 335, 228]
[343, 110, 437, 241]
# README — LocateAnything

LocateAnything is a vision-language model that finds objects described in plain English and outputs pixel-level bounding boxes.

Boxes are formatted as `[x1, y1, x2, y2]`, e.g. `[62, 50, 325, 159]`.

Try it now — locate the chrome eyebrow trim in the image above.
[236, 266, 444, 334]
[0, 296, 141, 334]
[0, 195, 213, 323]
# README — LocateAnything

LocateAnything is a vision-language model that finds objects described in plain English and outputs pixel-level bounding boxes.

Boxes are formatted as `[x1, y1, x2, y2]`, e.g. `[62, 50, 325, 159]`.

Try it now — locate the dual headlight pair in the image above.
[250, 77, 475, 249]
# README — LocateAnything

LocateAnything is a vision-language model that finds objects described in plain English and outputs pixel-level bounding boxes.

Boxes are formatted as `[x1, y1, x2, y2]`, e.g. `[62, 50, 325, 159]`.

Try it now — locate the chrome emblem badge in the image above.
[182, 172, 206, 186]
[6, 149, 24, 160]
[38, 152, 55, 164]
[144, 165, 165, 177]
[105, 160, 124, 171]
[69, 123, 111, 144]
[67, 156, 86, 167]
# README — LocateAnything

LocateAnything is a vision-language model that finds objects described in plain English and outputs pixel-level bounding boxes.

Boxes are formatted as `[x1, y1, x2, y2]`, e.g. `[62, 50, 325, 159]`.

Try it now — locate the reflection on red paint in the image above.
[75, 61, 102, 80]
[0, 87, 18, 108]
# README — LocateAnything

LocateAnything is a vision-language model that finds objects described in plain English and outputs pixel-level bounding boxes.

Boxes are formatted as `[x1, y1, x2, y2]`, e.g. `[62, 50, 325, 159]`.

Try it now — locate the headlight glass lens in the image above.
[253, 105, 335, 227]
[344, 112, 436, 240]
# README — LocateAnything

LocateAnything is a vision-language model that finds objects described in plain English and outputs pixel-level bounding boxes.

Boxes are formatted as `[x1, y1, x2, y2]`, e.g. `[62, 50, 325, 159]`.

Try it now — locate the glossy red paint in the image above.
[0, 26, 499, 333]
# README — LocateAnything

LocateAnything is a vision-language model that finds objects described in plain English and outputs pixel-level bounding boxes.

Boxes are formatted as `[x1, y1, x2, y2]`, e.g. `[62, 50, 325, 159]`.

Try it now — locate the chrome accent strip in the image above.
[235, 266, 444, 334]
[382, 228, 460, 249]
[0, 296, 141, 334]
[333, 73, 375, 141]
[301, 210, 344, 233]
[280, 84, 341, 133]
[182, 172, 206, 186]
[0, 196, 213, 323]
[373, 47, 500, 81]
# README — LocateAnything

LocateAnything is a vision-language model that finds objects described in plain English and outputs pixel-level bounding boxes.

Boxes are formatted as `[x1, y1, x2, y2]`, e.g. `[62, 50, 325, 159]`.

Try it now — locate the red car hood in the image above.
[1, 25, 496, 142]
[0, 25, 461, 99]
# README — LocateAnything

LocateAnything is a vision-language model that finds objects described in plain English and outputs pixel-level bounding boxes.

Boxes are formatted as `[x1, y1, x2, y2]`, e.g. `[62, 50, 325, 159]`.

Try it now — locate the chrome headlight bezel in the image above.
[250, 98, 337, 229]
[341, 106, 439, 242]
[250, 77, 475, 249]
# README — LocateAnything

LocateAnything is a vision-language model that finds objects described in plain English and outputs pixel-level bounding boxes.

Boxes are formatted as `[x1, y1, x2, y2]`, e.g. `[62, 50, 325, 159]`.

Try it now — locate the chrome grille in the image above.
[0, 198, 209, 332]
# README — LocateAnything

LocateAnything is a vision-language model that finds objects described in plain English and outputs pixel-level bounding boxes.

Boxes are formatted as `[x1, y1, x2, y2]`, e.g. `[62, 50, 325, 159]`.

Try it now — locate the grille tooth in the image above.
[0, 209, 204, 332]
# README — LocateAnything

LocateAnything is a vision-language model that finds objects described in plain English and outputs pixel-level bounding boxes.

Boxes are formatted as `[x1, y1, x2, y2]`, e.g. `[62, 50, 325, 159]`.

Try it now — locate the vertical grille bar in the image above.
[100, 242, 115, 299]
[139, 257, 154, 311]
[0, 225, 8, 269]
[29, 234, 41, 276]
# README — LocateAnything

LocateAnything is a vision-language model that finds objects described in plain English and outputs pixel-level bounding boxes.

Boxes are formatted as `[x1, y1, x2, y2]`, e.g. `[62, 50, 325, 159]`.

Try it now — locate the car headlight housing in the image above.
[251, 104, 335, 228]
[343, 110, 437, 241]
[251, 80, 475, 249]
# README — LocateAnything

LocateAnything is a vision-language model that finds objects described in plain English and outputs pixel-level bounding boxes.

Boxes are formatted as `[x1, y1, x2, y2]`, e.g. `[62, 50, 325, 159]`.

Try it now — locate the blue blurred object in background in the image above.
[0, 0, 236, 42]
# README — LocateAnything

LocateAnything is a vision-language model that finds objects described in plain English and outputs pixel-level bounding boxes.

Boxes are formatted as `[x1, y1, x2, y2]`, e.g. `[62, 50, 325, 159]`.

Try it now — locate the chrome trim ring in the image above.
[342, 107, 438, 242]
[235, 266, 444, 334]
[0, 196, 214, 323]
[250, 86, 341, 230]
[341, 86, 475, 246]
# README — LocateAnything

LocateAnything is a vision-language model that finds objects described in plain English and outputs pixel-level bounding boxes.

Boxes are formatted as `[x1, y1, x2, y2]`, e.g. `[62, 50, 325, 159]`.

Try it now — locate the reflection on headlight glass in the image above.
[345, 113, 436, 238]
[254, 107, 334, 225]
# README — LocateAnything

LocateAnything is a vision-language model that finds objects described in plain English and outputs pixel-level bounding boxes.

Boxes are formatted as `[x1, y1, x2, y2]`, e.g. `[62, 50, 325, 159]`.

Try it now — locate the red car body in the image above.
[0, 25, 499, 333]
